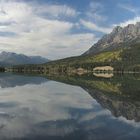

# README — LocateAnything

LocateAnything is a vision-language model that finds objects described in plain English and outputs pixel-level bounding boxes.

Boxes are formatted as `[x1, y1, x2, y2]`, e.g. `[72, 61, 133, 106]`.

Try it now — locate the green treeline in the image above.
[9, 43, 140, 73]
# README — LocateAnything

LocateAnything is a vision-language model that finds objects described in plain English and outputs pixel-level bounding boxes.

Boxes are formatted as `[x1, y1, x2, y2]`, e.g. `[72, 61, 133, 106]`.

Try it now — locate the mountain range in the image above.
[84, 22, 140, 55]
[0, 51, 50, 66]
[37, 22, 140, 72]
[6, 22, 140, 73]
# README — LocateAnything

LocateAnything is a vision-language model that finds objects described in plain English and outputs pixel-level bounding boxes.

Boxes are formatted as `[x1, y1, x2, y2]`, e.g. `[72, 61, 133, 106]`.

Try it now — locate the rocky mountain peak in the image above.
[83, 22, 140, 55]
[136, 22, 140, 26]
[112, 26, 122, 34]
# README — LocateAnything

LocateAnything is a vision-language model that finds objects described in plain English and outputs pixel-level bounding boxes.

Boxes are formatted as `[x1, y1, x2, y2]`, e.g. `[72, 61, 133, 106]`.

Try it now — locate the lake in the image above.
[0, 73, 140, 140]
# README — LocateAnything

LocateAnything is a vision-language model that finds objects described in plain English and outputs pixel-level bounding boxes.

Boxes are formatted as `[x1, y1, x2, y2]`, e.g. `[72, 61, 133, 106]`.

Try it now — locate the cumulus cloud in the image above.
[0, 1, 97, 59]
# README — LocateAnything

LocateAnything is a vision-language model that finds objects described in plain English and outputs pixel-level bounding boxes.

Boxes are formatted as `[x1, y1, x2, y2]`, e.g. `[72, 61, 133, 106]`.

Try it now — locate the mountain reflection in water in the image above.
[46, 73, 140, 122]
[0, 73, 139, 140]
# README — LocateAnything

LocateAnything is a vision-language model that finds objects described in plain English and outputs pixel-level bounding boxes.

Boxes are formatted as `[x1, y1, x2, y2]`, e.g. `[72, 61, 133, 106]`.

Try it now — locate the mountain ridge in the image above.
[0, 51, 50, 66]
[84, 22, 140, 55]
[6, 22, 140, 73]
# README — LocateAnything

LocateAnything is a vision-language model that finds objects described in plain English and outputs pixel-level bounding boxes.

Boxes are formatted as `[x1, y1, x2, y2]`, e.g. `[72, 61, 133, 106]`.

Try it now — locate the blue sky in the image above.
[0, 0, 140, 59]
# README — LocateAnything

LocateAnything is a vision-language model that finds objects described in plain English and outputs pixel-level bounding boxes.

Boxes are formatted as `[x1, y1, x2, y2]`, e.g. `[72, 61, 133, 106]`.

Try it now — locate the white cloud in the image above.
[117, 3, 140, 27]
[0, 1, 33, 23]
[114, 16, 140, 27]
[0, 80, 95, 138]
[45, 33, 98, 59]
[79, 110, 111, 122]
[118, 116, 140, 128]
[80, 19, 113, 33]
[35, 4, 78, 18]
[0, 1, 97, 59]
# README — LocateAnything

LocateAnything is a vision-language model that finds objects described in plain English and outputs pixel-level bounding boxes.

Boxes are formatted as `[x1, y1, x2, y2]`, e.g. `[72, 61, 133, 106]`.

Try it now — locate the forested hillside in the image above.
[10, 43, 140, 73]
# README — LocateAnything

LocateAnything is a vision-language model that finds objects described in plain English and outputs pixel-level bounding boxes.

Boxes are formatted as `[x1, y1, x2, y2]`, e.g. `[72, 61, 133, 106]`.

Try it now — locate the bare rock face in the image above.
[84, 22, 140, 55]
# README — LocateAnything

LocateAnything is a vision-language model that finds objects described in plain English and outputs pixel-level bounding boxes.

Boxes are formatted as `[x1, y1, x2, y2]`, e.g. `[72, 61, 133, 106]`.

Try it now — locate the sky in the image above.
[0, 0, 140, 60]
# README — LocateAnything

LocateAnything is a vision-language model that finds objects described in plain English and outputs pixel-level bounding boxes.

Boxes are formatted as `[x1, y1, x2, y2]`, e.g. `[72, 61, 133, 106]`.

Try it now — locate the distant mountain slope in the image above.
[84, 22, 140, 55]
[43, 43, 140, 71]
[0, 51, 50, 66]
[10, 43, 140, 72]
[9, 23, 140, 72]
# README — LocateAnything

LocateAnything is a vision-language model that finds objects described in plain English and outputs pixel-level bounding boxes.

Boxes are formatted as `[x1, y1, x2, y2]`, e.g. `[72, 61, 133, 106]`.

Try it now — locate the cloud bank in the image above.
[0, 1, 98, 59]
[0, 0, 140, 59]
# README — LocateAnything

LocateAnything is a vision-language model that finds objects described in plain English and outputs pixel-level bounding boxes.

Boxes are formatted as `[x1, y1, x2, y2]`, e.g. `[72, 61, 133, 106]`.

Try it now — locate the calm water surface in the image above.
[0, 73, 140, 140]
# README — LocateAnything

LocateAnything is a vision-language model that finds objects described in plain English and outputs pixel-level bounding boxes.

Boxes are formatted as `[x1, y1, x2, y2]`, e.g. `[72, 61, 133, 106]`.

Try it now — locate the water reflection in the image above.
[0, 73, 139, 140]
[46, 73, 140, 121]
[0, 73, 47, 88]
[93, 72, 114, 78]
